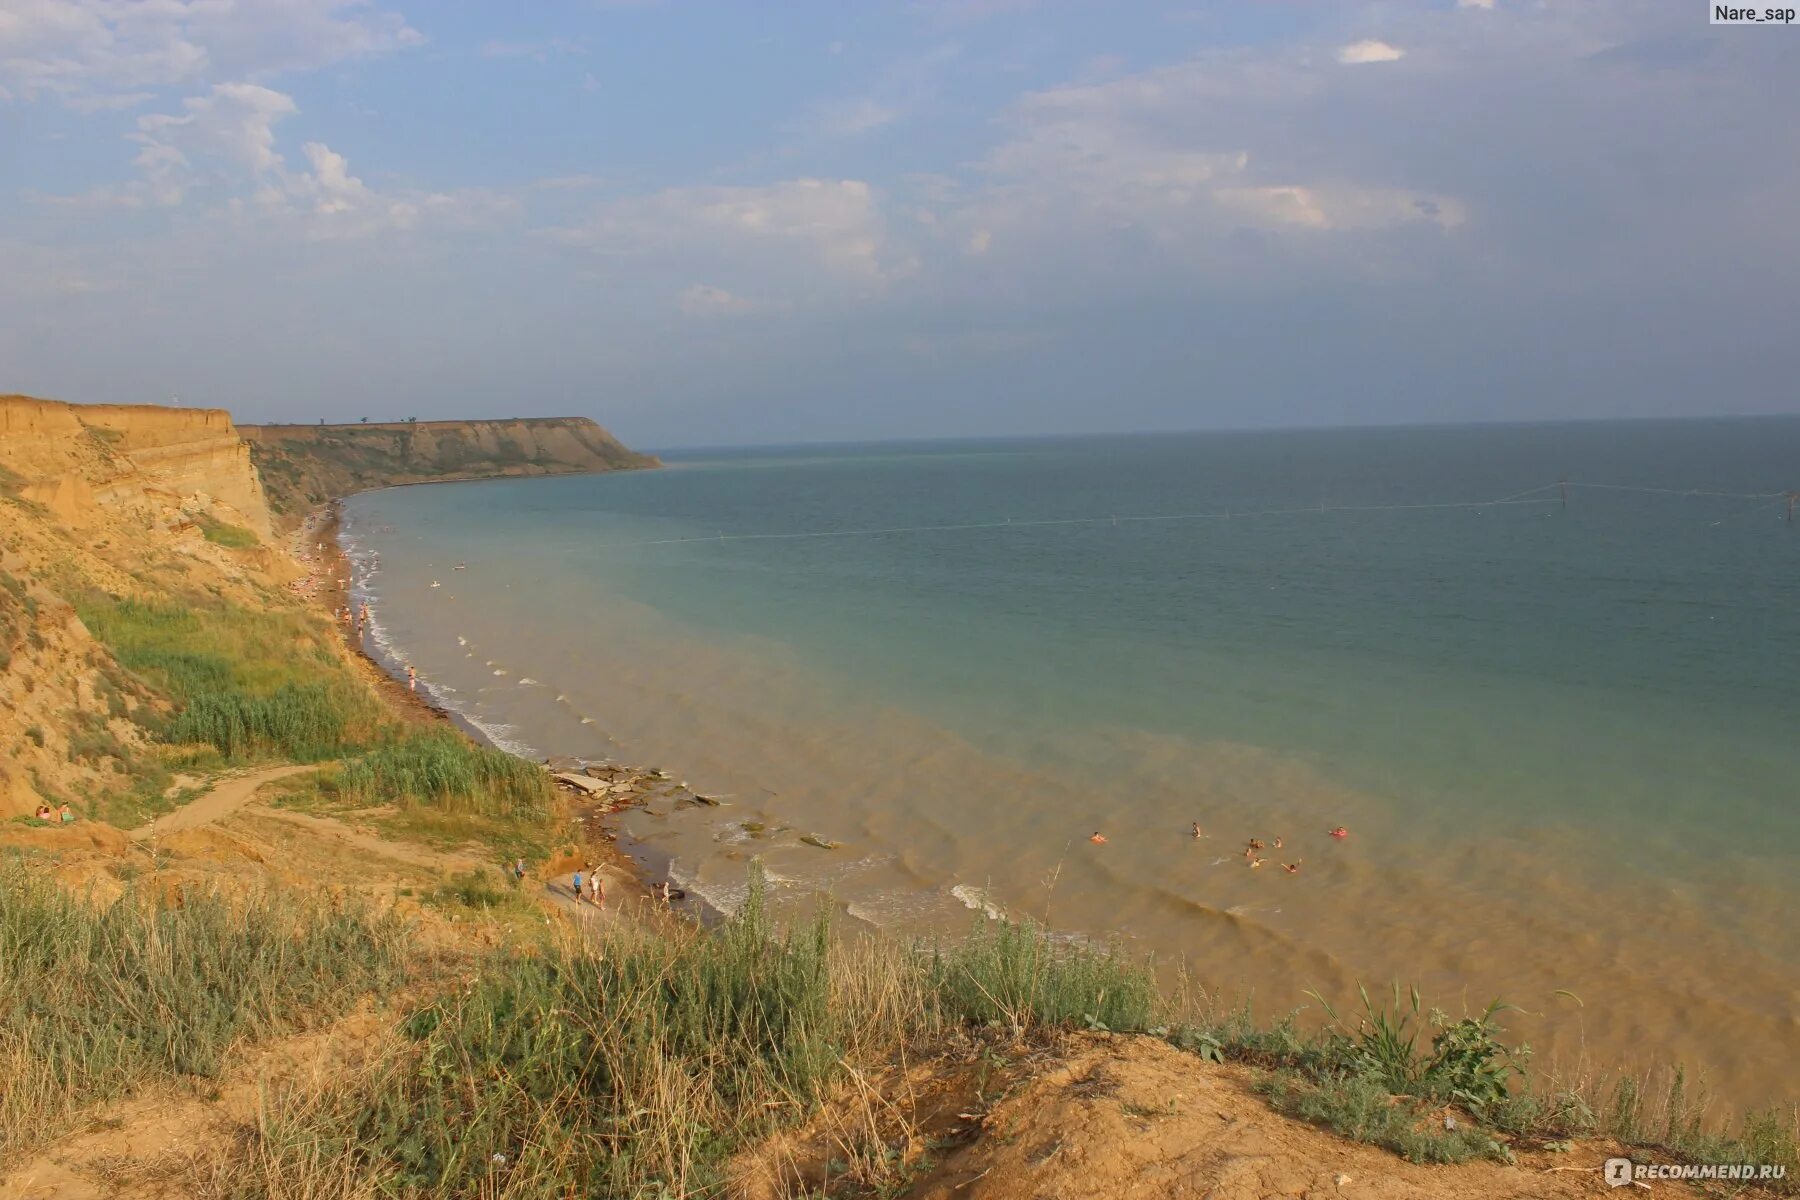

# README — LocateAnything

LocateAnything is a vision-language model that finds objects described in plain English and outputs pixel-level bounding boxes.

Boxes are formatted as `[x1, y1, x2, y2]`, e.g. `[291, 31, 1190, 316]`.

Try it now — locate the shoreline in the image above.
[316, 476, 1800, 1120]
[295, 499, 662, 911]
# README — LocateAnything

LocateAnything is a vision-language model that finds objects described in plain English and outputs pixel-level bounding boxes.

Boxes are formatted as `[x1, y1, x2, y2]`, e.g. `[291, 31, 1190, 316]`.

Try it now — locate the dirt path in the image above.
[127, 764, 318, 841]
[239, 804, 491, 876]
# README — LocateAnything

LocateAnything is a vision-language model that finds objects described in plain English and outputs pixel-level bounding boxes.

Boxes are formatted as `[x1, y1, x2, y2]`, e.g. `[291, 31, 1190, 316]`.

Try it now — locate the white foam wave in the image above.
[951, 884, 1009, 923]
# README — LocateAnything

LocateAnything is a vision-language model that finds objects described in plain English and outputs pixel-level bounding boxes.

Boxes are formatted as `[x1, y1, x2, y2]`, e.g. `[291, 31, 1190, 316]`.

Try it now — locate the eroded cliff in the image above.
[1, 395, 273, 538]
[240, 417, 658, 521]
[0, 395, 290, 818]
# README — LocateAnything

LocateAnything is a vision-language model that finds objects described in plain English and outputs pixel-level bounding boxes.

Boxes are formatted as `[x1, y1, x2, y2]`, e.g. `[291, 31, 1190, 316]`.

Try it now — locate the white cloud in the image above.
[1458, 0, 1497, 8]
[1213, 184, 1464, 231]
[0, 0, 420, 104]
[1337, 40, 1405, 65]
[59, 82, 513, 240]
[798, 43, 961, 141]
[677, 284, 785, 317]
[291, 142, 368, 215]
[129, 82, 298, 205]
[559, 178, 913, 284]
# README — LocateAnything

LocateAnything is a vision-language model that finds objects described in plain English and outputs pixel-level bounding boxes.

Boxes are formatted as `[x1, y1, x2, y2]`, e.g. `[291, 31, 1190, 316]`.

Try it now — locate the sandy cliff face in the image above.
[0, 395, 273, 538]
[240, 417, 658, 521]
[0, 397, 655, 818]
[0, 395, 287, 818]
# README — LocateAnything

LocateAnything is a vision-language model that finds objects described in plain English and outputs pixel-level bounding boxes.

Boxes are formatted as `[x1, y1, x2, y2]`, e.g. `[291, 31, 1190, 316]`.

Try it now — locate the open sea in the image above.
[339, 419, 1800, 1108]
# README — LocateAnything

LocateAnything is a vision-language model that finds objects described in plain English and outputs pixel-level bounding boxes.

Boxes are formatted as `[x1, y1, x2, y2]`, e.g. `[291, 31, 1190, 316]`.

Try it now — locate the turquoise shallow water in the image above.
[342, 419, 1800, 1105]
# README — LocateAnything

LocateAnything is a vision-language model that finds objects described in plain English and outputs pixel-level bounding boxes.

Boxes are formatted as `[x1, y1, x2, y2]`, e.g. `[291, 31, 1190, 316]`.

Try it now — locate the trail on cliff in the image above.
[127, 764, 319, 840]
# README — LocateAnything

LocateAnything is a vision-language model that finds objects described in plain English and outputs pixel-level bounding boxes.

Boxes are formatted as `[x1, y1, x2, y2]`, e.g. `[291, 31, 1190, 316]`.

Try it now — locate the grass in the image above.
[336, 729, 553, 820]
[195, 514, 260, 549]
[0, 853, 408, 1168]
[1171, 985, 1800, 1183]
[76, 594, 384, 765]
[929, 917, 1158, 1034]
[204, 867, 1164, 1199]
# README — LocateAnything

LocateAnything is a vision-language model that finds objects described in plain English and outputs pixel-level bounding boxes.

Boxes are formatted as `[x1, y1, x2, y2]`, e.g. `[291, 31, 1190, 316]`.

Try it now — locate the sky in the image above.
[2, 1, 1798, 449]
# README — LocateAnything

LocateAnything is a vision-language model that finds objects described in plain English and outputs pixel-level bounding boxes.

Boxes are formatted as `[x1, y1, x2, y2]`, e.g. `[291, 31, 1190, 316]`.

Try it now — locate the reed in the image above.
[0, 854, 407, 1168]
[206, 869, 1160, 1198]
[335, 729, 554, 819]
[75, 594, 382, 763]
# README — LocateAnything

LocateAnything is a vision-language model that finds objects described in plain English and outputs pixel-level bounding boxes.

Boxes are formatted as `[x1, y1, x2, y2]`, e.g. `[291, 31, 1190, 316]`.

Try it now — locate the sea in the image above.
[338, 419, 1800, 1109]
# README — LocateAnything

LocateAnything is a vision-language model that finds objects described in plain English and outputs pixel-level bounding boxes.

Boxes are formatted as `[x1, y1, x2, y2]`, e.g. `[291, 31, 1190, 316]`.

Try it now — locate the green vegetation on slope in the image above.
[336, 728, 553, 819]
[209, 867, 1161, 1199]
[195, 513, 260, 549]
[77, 594, 383, 766]
[0, 854, 407, 1168]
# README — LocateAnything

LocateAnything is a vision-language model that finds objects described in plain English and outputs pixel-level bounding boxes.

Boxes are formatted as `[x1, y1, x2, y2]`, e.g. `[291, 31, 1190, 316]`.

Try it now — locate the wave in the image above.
[950, 883, 1009, 923]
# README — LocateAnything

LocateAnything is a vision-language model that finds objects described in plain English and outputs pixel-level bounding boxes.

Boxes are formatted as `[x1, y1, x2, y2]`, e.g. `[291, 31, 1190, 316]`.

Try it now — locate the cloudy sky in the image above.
[3, 1, 1796, 447]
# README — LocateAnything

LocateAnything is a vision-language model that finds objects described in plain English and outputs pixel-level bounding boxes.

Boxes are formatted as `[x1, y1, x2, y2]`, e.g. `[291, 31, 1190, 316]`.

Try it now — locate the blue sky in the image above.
[3, 1, 1797, 448]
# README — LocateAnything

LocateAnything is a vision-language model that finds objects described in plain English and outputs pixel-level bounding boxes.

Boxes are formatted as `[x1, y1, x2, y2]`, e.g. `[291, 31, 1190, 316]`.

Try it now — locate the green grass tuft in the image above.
[195, 514, 261, 549]
[76, 594, 383, 765]
[0, 853, 407, 1168]
[336, 729, 553, 820]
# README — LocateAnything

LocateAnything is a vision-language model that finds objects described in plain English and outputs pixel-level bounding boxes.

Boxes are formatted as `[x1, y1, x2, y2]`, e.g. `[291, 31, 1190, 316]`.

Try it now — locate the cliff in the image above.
[239, 417, 659, 521]
[0, 397, 655, 819]
[0, 395, 288, 819]
[0, 394, 273, 538]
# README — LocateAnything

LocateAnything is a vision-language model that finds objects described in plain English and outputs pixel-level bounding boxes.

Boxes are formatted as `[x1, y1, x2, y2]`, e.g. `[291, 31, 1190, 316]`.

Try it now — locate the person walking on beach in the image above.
[407, 666, 417, 692]
[571, 868, 583, 900]
[589, 871, 606, 909]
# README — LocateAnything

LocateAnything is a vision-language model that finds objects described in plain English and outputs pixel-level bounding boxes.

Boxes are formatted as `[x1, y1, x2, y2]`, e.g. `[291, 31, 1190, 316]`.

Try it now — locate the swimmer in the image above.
[1328, 826, 1349, 839]
[1191, 822, 1206, 839]
[1282, 861, 1302, 874]
[1088, 832, 1107, 844]
[1247, 857, 1265, 869]
[1246, 838, 1265, 852]
[1273, 835, 1284, 850]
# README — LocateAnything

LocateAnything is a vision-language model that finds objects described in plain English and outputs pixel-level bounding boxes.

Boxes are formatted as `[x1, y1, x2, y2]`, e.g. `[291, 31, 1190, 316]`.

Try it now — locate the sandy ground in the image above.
[126, 763, 318, 840]
[901, 1035, 1703, 1200]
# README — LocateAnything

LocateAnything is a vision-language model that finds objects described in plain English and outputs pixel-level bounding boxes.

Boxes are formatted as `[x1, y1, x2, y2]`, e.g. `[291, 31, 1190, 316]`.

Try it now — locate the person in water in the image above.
[1088, 831, 1107, 844]
[1191, 822, 1206, 839]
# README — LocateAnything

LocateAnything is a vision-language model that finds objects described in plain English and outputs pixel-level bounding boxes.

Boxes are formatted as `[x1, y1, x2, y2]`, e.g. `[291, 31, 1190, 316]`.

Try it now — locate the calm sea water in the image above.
[342, 420, 1800, 1106]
